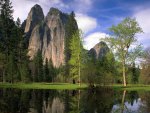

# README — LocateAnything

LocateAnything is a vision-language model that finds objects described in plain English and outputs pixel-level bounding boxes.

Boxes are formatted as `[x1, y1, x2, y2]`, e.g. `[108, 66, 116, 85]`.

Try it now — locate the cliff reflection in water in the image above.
[0, 88, 150, 113]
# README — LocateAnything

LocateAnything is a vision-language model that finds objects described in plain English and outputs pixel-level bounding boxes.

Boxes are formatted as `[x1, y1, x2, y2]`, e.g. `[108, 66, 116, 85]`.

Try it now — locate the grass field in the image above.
[1, 82, 150, 91]
[112, 84, 150, 91]
[0, 82, 87, 90]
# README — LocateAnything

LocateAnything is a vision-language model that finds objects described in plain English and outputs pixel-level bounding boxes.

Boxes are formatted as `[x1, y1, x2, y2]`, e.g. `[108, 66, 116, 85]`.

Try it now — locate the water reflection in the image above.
[0, 88, 150, 113]
[80, 87, 114, 113]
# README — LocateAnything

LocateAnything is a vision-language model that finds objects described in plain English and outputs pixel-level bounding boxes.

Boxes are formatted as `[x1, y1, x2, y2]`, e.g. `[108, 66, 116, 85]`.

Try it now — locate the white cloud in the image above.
[11, 0, 68, 21]
[72, 0, 93, 13]
[75, 13, 98, 34]
[11, 0, 36, 21]
[83, 32, 109, 50]
[133, 8, 150, 48]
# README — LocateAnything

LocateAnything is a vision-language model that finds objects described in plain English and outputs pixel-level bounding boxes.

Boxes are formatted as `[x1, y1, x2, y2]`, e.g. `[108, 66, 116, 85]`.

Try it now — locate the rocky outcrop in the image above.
[24, 4, 44, 33]
[88, 41, 110, 60]
[25, 5, 77, 67]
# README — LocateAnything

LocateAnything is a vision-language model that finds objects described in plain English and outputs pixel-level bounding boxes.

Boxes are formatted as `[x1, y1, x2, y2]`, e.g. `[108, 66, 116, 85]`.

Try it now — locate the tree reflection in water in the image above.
[80, 87, 114, 113]
[0, 88, 150, 113]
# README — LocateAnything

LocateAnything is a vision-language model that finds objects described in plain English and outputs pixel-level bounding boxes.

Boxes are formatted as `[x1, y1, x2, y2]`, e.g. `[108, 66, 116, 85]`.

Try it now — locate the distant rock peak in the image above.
[32, 4, 41, 9]
[24, 4, 44, 33]
[48, 7, 61, 15]
[88, 41, 110, 59]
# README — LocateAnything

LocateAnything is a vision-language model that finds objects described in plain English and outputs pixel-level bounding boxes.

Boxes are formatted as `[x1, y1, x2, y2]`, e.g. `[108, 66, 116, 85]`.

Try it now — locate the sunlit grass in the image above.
[1, 82, 150, 91]
[0, 82, 87, 90]
[112, 84, 150, 91]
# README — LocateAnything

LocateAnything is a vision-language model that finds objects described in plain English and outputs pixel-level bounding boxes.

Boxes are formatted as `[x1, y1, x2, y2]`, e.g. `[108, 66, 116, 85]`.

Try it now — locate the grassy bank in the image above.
[0, 82, 87, 90]
[112, 84, 150, 91]
[1, 82, 150, 91]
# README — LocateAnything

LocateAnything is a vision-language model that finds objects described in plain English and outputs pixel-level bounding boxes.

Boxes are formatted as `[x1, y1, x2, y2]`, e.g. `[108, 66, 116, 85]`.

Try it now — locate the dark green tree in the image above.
[0, 0, 14, 82]
[43, 58, 49, 82]
[131, 63, 139, 84]
[33, 50, 43, 82]
[6, 52, 18, 83]
[20, 52, 31, 82]
[69, 31, 84, 86]
[49, 59, 54, 82]
[64, 11, 77, 78]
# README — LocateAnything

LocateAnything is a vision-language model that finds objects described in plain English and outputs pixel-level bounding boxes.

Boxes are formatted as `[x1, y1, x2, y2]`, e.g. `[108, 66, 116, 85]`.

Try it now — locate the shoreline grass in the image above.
[1, 82, 150, 91]
[112, 84, 150, 91]
[0, 82, 87, 90]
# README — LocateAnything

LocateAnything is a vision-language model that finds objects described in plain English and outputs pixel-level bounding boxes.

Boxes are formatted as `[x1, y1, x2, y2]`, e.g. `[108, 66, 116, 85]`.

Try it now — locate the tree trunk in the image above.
[122, 60, 127, 86]
[79, 56, 81, 86]
[78, 90, 81, 111]
[78, 39, 81, 87]
[121, 90, 126, 113]
[3, 68, 5, 83]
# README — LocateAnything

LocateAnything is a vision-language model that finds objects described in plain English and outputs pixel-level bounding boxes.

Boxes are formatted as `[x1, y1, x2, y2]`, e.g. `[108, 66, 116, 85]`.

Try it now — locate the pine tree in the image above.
[64, 11, 77, 78]
[43, 58, 49, 82]
[20, 59, 30, 83]
[6, 52, 17, 83]
[49, 59, 54, 82]
[0, 0, 15, 82]
[69, 31, 83, 86]
[33, 50, 43, 82]
[0, 0, 14, 54]
[131, 63, 139, 84]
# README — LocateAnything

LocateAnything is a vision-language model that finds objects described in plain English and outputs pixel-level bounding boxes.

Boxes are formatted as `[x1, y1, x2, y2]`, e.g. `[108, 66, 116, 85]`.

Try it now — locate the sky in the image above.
[10, 0, 150, 50]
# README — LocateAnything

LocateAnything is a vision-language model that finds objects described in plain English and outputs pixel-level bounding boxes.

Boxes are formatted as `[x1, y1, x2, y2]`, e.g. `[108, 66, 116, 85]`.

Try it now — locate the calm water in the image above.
[0, 88, 150, 113]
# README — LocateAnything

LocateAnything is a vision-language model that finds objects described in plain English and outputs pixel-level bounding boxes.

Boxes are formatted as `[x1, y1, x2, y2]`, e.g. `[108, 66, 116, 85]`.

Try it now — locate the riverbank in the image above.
[112, 84, 150, 91]
[1, 82, 150, 91]
[0, 82, 87, 90]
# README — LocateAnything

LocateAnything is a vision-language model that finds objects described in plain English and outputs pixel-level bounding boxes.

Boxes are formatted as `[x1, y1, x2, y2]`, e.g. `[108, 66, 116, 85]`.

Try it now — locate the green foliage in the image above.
[82, 57, 98, 85]
[6, 53, 17, 83]
[43, 58, 49, 81]
[0, 0, 14, 82]
[33, 50, 43, 82]
[69, 31, 84, 84]
[64, 11, 77, 77]
[81, 42, 116, 86]
[19, 51, 31, 83]
[98, 52, 115, 85]
[48, 59, 56, 82]
[140, 47, 150, 84]
[105, 17, 143, 62]
[0, 0, 28, 83]
[131, 63, 140, 84]
[103, 17, 143, 86]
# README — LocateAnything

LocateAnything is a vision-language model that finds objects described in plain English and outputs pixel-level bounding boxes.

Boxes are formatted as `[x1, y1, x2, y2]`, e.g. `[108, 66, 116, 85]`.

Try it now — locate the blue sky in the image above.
[11, 0, 150, 50]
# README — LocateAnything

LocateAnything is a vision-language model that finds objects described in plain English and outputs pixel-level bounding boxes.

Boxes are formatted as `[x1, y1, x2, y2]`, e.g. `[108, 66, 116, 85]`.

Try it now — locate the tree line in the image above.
[0, 0, 150, 86]
[0, 0, 57, 83]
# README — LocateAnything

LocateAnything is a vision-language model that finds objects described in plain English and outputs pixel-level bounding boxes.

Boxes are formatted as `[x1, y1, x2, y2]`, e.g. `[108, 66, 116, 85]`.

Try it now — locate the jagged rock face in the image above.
[21, 20, 26, 31]
[28, 22, 51, 60]
[26, 5, 76, 67]
[88, 41, 110, 59]
[25, 4, 44, 33]
[42, 97, 64, 113]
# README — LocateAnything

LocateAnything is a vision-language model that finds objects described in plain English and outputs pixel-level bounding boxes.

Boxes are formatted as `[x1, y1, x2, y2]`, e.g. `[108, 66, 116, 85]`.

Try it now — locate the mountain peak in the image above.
[32, 4, 42, 9]
[25, 5, 78, 67]
[88, 41, 109, 59]
[47, 7, 61, 16]
[24, 4, 44, 33]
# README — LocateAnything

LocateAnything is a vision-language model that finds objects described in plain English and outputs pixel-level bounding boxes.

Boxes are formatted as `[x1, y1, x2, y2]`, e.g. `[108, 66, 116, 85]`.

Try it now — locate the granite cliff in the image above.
[24, 4, 77, 67]
[88, 41, 110, 60]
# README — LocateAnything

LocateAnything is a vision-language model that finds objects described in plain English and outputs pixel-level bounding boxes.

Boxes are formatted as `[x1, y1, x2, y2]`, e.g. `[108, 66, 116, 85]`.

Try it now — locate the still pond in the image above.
[0, 88, 150, 113]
